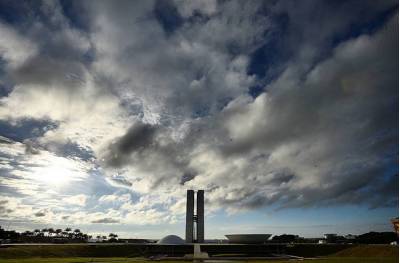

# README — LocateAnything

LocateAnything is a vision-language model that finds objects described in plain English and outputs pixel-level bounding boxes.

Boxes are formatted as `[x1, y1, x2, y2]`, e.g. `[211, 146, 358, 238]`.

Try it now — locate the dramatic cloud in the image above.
[96, 1, 398, 213]
[0, 0, 397, 236]
[103, 122, 158, 167]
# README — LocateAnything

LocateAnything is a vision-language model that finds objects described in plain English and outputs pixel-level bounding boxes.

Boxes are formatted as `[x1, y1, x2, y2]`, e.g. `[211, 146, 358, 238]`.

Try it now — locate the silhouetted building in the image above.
[185, 190, 204, 243]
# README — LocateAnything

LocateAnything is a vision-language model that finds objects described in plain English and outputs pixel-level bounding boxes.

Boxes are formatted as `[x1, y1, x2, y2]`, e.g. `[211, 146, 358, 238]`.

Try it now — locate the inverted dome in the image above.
[157, 235, 185, 244]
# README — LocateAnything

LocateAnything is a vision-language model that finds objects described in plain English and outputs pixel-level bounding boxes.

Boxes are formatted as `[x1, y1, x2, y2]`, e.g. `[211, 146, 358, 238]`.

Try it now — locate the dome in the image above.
[157, 235, 185, 244]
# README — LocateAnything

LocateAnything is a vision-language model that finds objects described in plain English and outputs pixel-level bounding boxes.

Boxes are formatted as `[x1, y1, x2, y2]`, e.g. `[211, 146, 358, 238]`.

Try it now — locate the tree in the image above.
[34, 229, 41, 236]
[72, 229, 81, 239]
[23, 230, 32, 237]
[356, 232, 398, 244]
[48, 228, 55, 237]
[55, 229, 62, 237]
[108, 233, 118, 242]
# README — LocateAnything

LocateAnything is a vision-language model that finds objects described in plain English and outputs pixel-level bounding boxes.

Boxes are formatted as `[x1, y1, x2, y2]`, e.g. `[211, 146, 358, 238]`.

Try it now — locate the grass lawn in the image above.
[0, 245, 397, 262]
[0, 257, 398, 263]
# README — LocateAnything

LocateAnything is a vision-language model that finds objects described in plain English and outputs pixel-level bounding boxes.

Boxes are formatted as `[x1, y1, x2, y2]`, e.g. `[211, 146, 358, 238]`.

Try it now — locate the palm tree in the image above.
[73, 229, 81, 239]
[109, 233, 119, 242]
[41, 228, 48, 237]
[64, 228, 72, 239]
[48, 228, 55, 237]
[55, 229, 62, 237]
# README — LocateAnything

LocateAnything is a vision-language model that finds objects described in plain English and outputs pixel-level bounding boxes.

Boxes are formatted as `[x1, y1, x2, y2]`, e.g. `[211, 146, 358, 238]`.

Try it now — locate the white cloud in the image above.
[64, 194, 88, 207]
[0, 22, 38, 69]
[99, 193, 130, 204]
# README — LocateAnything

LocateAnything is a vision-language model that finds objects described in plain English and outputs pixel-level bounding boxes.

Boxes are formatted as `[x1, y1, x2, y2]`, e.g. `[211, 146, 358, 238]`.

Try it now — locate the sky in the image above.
[0, 0, 398, 239]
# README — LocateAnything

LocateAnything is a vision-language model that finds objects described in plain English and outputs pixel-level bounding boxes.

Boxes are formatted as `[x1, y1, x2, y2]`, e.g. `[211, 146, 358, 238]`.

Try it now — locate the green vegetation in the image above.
[0, 245, 146, 258]
[0, 244, 397, 262]
[333, 244, 398, 257]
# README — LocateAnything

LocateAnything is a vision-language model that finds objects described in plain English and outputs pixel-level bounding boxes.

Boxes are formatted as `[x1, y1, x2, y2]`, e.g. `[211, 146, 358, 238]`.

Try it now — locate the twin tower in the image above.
[185, 190, 204, 243]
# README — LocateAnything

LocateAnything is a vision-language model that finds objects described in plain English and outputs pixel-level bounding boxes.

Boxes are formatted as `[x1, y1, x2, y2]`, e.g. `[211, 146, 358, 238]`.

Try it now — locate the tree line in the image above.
[0, 226, 119, 243]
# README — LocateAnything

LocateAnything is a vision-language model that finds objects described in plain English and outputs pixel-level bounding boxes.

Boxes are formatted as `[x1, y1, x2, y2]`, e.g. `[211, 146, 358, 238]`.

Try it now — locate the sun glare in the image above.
[30, 156, 87, 186]
[34, 165, 73, 186]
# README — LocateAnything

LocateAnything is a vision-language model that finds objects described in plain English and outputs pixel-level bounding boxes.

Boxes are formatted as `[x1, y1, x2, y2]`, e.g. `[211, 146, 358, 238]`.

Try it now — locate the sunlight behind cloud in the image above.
[28, 153, 90, 187]
[32, 164, 78, 186]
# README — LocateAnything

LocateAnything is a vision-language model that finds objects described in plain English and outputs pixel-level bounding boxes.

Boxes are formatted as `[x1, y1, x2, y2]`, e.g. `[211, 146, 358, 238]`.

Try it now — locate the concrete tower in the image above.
[185, 190, 194, 243]
[185, 190, 204, 243]
[196, 190, 204, 243]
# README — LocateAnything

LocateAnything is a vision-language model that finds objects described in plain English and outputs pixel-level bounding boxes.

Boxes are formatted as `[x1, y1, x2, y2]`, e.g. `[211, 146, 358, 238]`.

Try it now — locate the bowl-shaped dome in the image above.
[225, 234, 272, 244]
[157, 235, 185, 244]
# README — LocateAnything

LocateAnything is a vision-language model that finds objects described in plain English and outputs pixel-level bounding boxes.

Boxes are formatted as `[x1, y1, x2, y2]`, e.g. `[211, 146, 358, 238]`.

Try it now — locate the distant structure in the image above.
[185, 190, 204, 243]
[391, 218, 399, 234]
[157, 235, 185, 245]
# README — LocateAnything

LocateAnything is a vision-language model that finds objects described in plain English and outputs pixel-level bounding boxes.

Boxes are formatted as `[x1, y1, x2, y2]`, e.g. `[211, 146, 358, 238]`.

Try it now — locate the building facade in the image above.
[185, 190, 204, 243]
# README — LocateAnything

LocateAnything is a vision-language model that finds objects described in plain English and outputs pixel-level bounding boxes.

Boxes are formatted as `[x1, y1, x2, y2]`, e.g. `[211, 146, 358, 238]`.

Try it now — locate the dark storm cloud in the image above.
[180, 172, 197, 185]
[102, 121, 197, 190]
[104, 122, 158, 167]
[103, 10, 398, 212]
[91, 218, 119, 224]
[220, 13, 397, 209]
[154, 0, 183, 35]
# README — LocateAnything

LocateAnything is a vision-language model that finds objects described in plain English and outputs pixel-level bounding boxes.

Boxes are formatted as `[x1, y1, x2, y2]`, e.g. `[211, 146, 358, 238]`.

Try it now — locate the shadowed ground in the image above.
[0, 244, 397, 262]
[0, 257, 398, 263]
